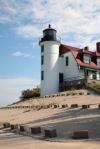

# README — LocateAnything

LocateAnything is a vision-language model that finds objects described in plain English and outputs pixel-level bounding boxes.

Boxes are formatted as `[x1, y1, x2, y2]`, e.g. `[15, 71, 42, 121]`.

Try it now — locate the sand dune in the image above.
[0, 90, 100, 149]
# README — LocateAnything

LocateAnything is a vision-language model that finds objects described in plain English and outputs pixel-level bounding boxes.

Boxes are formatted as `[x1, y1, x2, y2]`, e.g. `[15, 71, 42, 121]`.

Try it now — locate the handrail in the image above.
[39, 35, 61, 44]
[64, 76, 85, 82]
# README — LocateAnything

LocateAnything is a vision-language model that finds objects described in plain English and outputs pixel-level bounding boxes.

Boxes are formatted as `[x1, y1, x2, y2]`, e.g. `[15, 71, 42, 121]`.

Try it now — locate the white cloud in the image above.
[15, 25, 41, 38]
[0, 0, 100, 45]
[0, 15, 11, 23]
[12, 51, 33, 58]
[0, 0, 100, 52]
[0, 77, 40, 107]
[0, 0, 100, 49]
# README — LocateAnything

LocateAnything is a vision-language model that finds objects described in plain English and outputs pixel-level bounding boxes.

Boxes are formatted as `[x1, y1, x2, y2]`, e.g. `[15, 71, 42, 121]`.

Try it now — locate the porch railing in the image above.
[59, 76, 86, 92]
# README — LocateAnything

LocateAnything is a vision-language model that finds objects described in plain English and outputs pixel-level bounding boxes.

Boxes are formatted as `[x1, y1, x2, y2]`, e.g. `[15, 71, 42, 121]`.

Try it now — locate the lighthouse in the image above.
[39, 25, 60, 96]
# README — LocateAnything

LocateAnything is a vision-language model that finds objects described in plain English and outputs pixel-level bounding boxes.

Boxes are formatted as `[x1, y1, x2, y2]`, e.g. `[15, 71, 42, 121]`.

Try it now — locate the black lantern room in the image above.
[40, 25, 58, 42]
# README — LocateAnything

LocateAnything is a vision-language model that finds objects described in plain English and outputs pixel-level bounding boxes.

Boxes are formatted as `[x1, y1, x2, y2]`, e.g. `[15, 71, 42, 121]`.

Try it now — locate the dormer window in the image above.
[84, 55, 91, 64]
[97, 58, 100, 66]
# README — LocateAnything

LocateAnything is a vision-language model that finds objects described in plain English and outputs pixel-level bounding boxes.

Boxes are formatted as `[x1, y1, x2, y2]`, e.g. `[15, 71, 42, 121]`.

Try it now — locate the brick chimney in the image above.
[96, 42, 100, 53]
[84, 46, 89, 51]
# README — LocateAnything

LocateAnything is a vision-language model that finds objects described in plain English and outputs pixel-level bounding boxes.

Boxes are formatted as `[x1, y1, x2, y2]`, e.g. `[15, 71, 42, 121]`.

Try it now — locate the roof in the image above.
[59, 44, 100, 70]
[43, 25, 57, 32]
[96, 52, 100, 57]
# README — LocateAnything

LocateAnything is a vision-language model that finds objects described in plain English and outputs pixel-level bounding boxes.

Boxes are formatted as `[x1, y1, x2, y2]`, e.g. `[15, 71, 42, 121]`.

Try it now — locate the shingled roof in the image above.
[59, 44, 100, 70]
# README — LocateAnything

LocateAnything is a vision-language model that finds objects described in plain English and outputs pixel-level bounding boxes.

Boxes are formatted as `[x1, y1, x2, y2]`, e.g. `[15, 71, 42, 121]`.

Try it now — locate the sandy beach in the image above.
[0, 130, 100, 149]
[0, 90, 100, 149]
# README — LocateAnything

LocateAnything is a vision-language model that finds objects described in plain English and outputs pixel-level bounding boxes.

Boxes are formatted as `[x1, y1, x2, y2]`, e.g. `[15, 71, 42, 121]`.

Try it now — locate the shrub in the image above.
[88, 82, 100, 90]
[20, 87, 40, 101]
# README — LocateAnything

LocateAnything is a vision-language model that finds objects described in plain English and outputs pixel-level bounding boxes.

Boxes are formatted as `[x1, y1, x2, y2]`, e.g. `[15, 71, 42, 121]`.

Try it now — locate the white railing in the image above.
[64, 76, 85, 82]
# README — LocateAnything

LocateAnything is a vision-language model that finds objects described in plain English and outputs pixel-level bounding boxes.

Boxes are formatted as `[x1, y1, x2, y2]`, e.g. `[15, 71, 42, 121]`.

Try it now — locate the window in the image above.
[97, 58, 100, 66]
[92, 72, 96, 79]
[41, 71, 44, 80]
[84, 55, 90, 64]
[86, 70, 89, 76]
[66, 56, 69, 66]
[41, 45, 44, 53]
[41, 55, 44, 65]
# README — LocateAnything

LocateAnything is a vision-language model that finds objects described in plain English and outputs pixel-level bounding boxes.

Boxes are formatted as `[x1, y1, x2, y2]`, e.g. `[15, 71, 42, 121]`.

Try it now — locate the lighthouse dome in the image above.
[41, 24, 57, 42]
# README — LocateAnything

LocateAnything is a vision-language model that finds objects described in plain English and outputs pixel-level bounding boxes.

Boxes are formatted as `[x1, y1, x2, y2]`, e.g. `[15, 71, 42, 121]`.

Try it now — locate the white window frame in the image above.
[84, 55, 91, 64]
[97, 58, 100, 66]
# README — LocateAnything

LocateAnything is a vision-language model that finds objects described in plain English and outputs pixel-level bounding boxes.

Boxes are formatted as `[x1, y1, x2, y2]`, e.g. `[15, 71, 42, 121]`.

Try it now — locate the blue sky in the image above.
[0, 0, 100, 106]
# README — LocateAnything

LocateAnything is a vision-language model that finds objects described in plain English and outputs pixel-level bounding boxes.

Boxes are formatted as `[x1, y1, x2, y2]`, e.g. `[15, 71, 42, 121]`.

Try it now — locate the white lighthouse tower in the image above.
[39, 25, 60, 96]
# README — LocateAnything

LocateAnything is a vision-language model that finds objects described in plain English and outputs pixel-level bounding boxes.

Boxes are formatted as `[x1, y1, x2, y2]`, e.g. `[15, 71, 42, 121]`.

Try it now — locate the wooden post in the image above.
[31, 127, 41, 134]
[82, 105, 90, 109]
[44, 128, 57, 138]
[20, 125, 25, 132]
[71, 104, 78, 108]
[3, 122, 10, 128]
[11, 124, 18, 130]
[72, 130, 89, 139]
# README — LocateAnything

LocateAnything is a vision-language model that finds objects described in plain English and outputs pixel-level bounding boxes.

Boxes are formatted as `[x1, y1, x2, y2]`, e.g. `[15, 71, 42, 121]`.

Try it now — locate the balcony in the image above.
[39, 35, 61, 45]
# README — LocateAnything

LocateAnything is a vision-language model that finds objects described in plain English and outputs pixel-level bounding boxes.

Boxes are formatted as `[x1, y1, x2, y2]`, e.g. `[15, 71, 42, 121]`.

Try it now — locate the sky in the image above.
[0, 0, 100, 107]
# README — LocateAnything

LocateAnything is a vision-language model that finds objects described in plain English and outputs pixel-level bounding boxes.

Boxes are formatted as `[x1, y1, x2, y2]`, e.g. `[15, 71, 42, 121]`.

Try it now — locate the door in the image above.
[59, 73, 64, 83]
